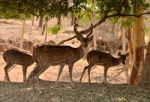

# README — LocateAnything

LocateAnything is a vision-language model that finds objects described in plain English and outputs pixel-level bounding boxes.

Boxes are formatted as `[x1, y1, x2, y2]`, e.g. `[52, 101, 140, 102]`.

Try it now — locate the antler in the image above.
[74, 23, 80, 35]
[87, 23, 93, 38]
[58, 23, 94, 45]
[57, 24, 79, 45]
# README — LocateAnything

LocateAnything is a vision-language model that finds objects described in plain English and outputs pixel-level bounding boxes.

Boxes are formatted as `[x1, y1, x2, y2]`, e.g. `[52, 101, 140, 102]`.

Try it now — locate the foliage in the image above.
[0, 0, 149, 24]
[0, 0, 31, 19]
[71, 0, 149, 27]
[46, 25, 61, 35]
[25, 0, 69, 17]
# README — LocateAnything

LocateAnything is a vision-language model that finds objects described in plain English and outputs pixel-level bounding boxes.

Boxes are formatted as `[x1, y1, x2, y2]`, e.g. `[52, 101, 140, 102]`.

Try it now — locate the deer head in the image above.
[117, 52, 129, 64]
[74, 23, 93, 48]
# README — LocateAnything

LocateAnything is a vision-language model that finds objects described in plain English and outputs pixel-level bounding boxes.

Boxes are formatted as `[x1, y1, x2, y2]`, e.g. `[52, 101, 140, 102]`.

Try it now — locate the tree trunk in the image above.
[42, 22, 46, 35]
[57, 15, 61, 26]
[139, 41, 150, 88]
[91, 0, 97, 50]
[20, 19, 26, 49]
[44, 20, 48, 42]
[32, 16, 34, 26]
[121, 26, 128, 54]
[129, 7, 144, 85]
[39, 15, 44, 27]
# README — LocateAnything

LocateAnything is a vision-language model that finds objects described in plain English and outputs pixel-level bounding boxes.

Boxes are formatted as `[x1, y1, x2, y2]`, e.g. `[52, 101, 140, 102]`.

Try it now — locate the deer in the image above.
[79, 50, 127, 84]
[3, 49, 34, 82]
[3, 40, 56, 82]
[27, 23, 93, 89]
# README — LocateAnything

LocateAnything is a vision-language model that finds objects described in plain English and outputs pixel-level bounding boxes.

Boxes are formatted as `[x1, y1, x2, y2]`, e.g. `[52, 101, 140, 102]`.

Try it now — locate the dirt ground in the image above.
[0, 19, 150, 102]
[0, 81, 150, 102]
[0, 51, 150, 102]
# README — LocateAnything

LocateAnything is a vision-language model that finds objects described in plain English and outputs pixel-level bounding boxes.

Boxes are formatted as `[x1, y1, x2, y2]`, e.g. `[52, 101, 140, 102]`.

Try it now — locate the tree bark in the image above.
[139, 41, 150, 88]
[129, 7, 144, 85]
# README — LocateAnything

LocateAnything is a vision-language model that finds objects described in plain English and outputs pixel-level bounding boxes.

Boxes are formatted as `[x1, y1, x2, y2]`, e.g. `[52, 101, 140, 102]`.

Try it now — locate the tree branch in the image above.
[107, 12, 150, 18]
[79, 11, 150, 34]
[57, 11, 150, 45]
[57, 35, 76, 45]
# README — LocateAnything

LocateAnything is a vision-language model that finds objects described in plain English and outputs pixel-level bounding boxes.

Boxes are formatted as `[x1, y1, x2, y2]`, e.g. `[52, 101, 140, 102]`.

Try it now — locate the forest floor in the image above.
[0, 81, 150, 102]
[0, 19, 150, 102]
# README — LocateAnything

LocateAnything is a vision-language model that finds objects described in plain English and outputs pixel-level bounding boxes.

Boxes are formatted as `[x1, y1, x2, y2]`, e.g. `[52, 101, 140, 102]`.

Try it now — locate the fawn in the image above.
[80, 50, 127, 84]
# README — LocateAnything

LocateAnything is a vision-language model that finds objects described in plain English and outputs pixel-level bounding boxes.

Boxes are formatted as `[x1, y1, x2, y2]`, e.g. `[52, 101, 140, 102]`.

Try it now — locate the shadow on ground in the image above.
[0, 80, 150, 102]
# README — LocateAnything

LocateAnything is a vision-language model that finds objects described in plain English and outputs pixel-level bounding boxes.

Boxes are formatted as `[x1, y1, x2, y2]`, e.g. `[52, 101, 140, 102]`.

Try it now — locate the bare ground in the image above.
[0, 19, 150, 102]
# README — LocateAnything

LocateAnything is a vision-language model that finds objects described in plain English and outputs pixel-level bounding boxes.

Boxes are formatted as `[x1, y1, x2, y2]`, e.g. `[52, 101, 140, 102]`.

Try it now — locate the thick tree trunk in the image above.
[139, 41, 150, 88]
[129, 8, 144, 85]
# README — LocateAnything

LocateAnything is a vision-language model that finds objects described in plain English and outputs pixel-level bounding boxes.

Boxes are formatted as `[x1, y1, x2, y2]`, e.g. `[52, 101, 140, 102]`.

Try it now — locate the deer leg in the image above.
[88, 67, 92, 83]
[27, 64, 41, 82]
[27, 64, 41, 90]
[28, 64, 40, 90]
[103, 67, 108, 84]
[87, 65, 94, 83]
[68, 64, 74, 87]
[80, 64, 93, 83]
[4, 63, 13, 82]
[29, 64, 47, 93]
[80, 67, 87, 83]
[27, 64, 37, 82]
[35, 65, 49, 94]
[22, 66, 27, 82]
[36, 65, 49, 77]
[4, 65, 16, 80]
[56, 64, 65, 85]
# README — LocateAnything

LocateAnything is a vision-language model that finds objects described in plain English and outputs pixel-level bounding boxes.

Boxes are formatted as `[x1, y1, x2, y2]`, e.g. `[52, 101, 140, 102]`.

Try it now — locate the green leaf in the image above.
[46, 25, 61, 35]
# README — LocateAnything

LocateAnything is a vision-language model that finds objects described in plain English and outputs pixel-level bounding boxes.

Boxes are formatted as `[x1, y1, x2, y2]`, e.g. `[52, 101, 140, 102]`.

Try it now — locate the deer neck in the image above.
[77, 45, 84, 59]
[113, 57, 121, 65]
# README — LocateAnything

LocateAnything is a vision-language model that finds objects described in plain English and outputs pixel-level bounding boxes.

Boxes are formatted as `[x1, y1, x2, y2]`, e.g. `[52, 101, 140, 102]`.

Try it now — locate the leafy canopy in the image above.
[0, 0, 149, 21]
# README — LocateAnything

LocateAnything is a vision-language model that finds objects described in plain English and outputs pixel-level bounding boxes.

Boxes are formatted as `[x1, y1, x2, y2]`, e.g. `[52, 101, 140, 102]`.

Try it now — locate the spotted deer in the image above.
[3, 49, 34, 82]
[3, 41, 56, 82]
[80, 50, 127, 84]
[27, 24, 93, 88]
